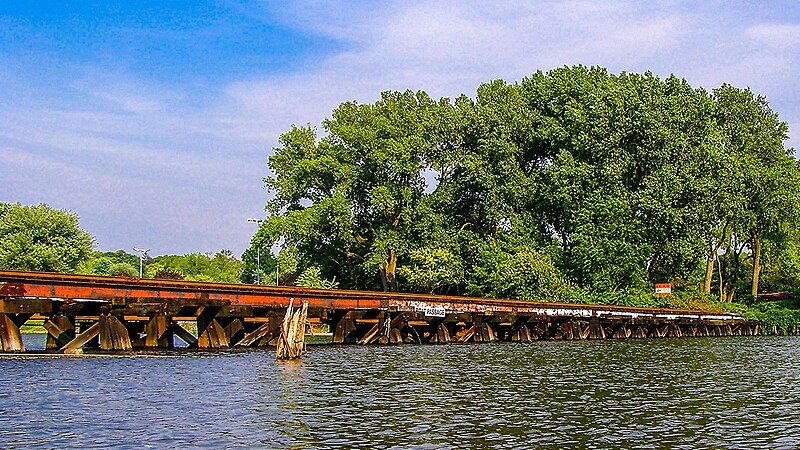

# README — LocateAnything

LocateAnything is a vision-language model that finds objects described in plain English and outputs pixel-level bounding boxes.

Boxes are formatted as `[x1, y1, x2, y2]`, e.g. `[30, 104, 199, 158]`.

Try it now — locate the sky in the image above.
[1, 1, 799, 257]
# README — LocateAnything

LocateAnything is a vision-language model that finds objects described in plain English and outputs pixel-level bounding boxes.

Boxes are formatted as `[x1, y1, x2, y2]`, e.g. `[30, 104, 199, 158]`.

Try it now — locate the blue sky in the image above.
[2, 1, 799, 256]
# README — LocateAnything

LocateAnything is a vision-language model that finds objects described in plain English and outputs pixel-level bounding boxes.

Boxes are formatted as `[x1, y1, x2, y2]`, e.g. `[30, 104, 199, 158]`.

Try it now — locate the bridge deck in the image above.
[0, 270, 755, 353]
[1, 270, 736, 319]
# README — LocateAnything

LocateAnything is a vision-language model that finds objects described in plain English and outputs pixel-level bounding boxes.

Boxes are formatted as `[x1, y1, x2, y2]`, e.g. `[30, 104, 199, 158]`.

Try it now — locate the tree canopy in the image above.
[0, 203, 94, 272]
[79, 249, 246, 283]
[251, 66, 799, 302]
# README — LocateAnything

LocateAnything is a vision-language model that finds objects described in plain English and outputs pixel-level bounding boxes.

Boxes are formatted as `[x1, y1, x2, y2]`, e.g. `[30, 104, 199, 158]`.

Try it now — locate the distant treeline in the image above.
[251, 65, 800, 304]
[77, 249, 246, 283]
[0, 202, 274, 285]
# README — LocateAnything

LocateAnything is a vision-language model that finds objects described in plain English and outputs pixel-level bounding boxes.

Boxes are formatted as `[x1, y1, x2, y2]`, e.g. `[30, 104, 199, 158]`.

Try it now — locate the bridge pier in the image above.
[145, 315, 173, 348]
[44, 314, 75, 349]
[0, 313, 25, 352]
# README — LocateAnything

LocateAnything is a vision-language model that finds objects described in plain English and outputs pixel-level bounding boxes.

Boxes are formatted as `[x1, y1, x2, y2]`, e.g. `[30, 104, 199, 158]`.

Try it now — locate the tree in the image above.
[0, 203, 94, 272]
[521, 68, 719, 290]
[78, 250, 141, 276]
[148, 250, 244, 283]
[261, 91, 448, 291]
[108, 262, 139, 278]
[240, 237, 278, 284]
[296, 266, 339, 289]
[252, 66, 800, 302]
[713, 85, 797, 299]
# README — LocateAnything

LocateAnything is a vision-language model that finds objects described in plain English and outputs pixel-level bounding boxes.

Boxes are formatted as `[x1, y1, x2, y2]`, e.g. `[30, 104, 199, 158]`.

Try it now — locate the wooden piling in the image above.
[145, 315, 172, 348]
[276, 299, 308, 360]
[44, 315, 75, 350]
[61, 322, 101, 354]
[98, 314, 132, 351]
[0, 313, 24, 352]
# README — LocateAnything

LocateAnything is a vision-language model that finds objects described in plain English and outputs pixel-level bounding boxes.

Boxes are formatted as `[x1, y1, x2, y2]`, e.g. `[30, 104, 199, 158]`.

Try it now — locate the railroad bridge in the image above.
[0, 270, 757, 353]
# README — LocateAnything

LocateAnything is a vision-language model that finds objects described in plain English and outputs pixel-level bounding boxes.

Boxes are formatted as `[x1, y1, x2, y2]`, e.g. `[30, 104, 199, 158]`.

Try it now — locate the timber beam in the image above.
[44, 315, 75, 349]
[0, 313, 24, 352]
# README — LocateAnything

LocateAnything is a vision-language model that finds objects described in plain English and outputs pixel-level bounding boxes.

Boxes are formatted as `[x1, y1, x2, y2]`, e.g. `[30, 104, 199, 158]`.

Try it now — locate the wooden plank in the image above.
[354, 318, 380, 324]
[358, 322, 381, 345]
[98, 314, 113, 350]
[389, 328, 403, 344]
[358, 312, 386, 345]
[61, 322, 100, 354]
[234, 319, 281, 347]
[223, 318, 245, 345]
[332, 318, 356, 343]
[511, 323, 531, 342]
[145, 316, 171, 348]
[0, 313, 24, 352]
[436, 322, 450, 343]
[44, 315, 75, 349]
[456, 326, 475, 342]
[171, 322, 198, 347]
[98, 315, 132, 351]
[196, 319, 229, 348]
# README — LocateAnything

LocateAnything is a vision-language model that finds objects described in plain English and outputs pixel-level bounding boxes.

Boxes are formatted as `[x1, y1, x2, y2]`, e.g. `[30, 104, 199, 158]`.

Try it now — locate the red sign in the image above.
[654, 283, 671, 296]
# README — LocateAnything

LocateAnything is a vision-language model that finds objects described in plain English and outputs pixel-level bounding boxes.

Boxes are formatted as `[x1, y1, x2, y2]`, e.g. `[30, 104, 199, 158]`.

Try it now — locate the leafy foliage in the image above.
[80, 249, 243, 283]
[147, 250, 243, 283]
[742, 297, 800, 334]
[0, 203, 94, 272]
[248, 66, 799, 306]
[296, 266, 339, 290]
[151, 267, 185, 280]
[77, 250, 140, 276]
[108, 262, 139, 278]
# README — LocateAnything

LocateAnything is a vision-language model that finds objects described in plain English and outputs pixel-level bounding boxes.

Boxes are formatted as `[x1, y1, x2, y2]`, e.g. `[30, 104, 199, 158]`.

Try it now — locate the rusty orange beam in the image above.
[0, 269, 735, 319]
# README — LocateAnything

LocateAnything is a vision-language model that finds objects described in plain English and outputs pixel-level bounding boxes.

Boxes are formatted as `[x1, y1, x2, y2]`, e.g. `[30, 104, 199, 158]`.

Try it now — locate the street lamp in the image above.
[133, 247, 150, 278]
[247, 218, 264, 285]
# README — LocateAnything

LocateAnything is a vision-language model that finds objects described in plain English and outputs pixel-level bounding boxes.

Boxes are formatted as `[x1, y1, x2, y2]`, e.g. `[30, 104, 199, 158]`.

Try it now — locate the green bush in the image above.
[743, 297, 800, 334]
[108, 262, 138, 278]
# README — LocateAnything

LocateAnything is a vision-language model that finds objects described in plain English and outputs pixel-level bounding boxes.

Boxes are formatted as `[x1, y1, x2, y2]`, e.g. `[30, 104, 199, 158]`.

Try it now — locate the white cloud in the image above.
[746, 23, 800, 48]
[2, 1, 799, 255]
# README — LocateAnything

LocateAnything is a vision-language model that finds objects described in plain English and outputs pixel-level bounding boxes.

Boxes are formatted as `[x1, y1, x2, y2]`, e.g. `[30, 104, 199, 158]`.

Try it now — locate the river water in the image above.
[1, 336, 798, 449]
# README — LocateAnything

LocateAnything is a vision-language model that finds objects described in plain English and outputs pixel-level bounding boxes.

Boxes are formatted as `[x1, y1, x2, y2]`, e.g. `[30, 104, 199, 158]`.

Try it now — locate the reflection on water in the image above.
[2, 337, 799, 448]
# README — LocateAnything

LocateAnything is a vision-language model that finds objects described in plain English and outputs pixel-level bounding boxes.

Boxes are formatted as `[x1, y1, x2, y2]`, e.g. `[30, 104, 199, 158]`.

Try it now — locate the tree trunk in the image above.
[706, 223, 731, 295]
[380, 249, 399, 292]
[751, 234, 762, 300]
[702, 249, 716, 294]
[718, 256, 726, 301]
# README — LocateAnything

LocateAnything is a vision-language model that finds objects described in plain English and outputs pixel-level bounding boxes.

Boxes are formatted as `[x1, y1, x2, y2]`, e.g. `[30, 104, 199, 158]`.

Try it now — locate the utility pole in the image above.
[256, 246, 261, 285]
[247, 218, 264, 285]
[133, 247, 150, 278]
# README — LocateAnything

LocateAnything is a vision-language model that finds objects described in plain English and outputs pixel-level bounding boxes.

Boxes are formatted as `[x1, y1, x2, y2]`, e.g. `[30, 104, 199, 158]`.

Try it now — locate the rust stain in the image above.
[0, 269, 740, 321]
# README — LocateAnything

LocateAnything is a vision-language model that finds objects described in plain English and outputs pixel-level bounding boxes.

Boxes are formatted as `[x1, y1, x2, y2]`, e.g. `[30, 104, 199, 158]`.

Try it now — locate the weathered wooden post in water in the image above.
[276, 299, 309, 360]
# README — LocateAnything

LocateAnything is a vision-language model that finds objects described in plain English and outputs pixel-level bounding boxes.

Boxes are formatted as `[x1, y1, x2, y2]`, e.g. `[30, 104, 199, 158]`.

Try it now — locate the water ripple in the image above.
[1, 337, 798, 448]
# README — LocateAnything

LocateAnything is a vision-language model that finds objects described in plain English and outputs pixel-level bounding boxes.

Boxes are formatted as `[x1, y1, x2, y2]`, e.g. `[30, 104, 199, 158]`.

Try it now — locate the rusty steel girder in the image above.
[0, 270, 744, 323]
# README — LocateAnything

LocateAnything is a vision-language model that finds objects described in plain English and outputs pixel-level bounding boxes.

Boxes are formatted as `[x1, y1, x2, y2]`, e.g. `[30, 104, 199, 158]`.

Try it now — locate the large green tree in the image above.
[252, 66, 800, 301]
[0, 203, 94, 272]
[712, 85, 798, 299]
[261, 91, 448, 291]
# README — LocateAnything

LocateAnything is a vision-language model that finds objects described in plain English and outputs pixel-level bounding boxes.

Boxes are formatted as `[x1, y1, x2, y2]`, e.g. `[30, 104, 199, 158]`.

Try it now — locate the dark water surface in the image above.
[1, 336, 799, 449]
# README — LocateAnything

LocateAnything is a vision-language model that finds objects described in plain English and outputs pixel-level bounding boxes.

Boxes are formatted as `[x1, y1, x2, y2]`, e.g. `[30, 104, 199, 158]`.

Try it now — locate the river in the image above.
[1, 335, 798, 449]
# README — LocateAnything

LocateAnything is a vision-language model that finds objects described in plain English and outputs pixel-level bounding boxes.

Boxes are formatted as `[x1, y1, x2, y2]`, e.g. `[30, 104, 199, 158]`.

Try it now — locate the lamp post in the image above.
[133, 247, 150, 278]
[247, 218, 264, 285]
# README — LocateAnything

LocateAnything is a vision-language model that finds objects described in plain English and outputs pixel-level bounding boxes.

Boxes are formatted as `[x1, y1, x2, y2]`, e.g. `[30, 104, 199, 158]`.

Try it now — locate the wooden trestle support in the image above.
[0, 270, 795, 354]
[327, 312, 770, 345]
[0, 307, 779, 354]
